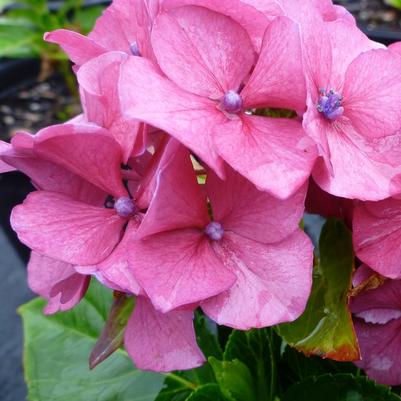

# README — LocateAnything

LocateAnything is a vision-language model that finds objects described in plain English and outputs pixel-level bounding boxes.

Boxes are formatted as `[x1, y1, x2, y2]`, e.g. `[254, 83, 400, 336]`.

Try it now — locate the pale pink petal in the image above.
[353, 199, 401, 278]
[389, 41, 401, 56]
[162, 0, 274, 51]
[129, 229, 236, 312]
[241, 17, 306, 111]
[119, 56, 224, 175]
[202, 230, 313, 329]
[152, 6, 254, 98]
[125, 297, 205, 372]
[77, 51, 142, 162]
[92, 219, 142, 295]
[213, 115, 317, 199]
[11, 191, 126, 265]
[0, 140, 16, 173]
[206, 166, 307, 244]
[33, 124, 127, 197]
[28, 252, 89, 314]
[44, 29, 105, 66]
[138, 140, 209, 238]
[353, 264, 375, 287]
[312, 123, 401, 201]
[343, 49, 401, 139]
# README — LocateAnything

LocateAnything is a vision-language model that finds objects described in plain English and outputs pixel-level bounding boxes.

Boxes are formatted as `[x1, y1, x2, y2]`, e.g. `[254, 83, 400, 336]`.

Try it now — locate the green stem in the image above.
[165, 373, 198, 390]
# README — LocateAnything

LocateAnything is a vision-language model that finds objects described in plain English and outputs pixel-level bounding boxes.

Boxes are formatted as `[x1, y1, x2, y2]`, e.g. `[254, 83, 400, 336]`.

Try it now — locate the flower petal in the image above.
[11, 191, 125, 265]
[125, 297, 205, 372]
[213, 114, 317, 199]
[202, 230, 313, 329]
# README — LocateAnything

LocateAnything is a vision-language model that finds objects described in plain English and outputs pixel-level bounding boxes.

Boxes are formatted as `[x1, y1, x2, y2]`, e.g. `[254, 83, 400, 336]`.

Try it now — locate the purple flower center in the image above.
[317, 89, 344, 120]
[221, 90, 243, 114]
[130, 41, 141, 57]
[205, 221, 224, 241]
[114, 196, 138, 218]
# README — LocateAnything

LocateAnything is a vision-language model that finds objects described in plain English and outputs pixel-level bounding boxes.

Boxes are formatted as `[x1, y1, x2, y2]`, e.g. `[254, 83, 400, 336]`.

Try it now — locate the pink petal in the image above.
[206, 166, 307, 244]
[119, 56, 224, 175]
[389, 41, 401, 56]
[152, 5, 254, 98]
[33, 124, 127, 197]
[312, 123, 401, 201]
[44, 29, 105, 66]
[90, 219, 142, 295]
[138, 140, 209, 238]
[11, 191, 126, 265]
[162, 0, 274, 51]
[129, 229, 236, 312]
[343, 49, 401, 140]
[77, 51, 142, 162]
[241, 16, 306, 111]
[213, 114, 317, 199]
[124, 297, 205, 372]
[353, 264, 375, 287]
[353, 199, 401, 278]
[354, 318, 401, 385]
[0, 140, 16, 173]
[202, 230, 313, 329]
[3, 133, 106, 205]
[28, 252, 89, 314]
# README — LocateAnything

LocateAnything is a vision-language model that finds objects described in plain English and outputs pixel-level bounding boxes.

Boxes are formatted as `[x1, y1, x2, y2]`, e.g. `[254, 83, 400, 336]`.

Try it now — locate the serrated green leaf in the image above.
[209, 357, 256, 401]
[277, 219, 359, 361]
[19, 281, 164, 401]
[224, 329, 278, 401]
[186, 384, 227, 401]
[282, 374, 401, 401]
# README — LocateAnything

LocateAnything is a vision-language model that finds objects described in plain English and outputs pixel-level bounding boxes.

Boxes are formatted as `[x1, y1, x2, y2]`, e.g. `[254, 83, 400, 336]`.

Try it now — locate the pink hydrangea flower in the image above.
[353, 198, 401, 279]
[302, 17, 401, 200]
[351, 265, 401, 385]
[119, 6, 317, 199]
[125, 140, 313, 329]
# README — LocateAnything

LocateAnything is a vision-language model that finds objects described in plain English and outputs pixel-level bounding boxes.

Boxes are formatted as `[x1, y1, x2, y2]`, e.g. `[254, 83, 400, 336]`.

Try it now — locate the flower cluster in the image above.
[2, 0, 401, 384]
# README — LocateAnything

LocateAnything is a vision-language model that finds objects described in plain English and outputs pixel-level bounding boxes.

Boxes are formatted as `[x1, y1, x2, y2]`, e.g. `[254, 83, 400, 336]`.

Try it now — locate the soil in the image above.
[0, 73, 81, 142]
[334, 0, 401, 30]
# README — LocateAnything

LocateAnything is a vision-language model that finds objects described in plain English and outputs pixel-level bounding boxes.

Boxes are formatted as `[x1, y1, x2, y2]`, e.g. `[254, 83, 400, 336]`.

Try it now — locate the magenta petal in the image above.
[44, 29, 105, 66]
[33, 124, 127, 197]
[152, 6, 254, 97]
[129, 229, 236, 312]
[241, 16, 306, 110]
[206, 166, 307, 244]
[93, 220, 142, 295]
[12, 191, 126, 265]
[354, 318, 401, 385]
[124, 297, 205, 372]
[343, 49, 401, 139]
[353, 199, 401, 278]
[213, 115, 317, 199]
[119, 56, 224, 175]
[28, 252, 89, 314]
[202, 231, 313, 329]
[138, 140, 209, 238]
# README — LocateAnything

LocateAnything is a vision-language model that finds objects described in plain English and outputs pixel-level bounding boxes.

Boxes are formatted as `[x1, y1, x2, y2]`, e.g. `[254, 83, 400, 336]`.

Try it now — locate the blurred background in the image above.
[0, 0, 400, 400]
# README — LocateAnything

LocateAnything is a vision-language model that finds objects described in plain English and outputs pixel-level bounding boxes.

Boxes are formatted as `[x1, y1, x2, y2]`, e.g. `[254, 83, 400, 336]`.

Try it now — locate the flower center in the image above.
[317, 89, 344, 120]
[114, 196, 138, 218]
[205, 221, 224, 241]
[221, 90, 243, 114]
[130, 41, 141, 57]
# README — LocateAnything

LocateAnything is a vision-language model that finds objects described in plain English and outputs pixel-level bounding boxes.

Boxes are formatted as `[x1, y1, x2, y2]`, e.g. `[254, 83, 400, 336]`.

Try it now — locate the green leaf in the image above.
[73, 6, 105, 34]
[385, 0, 401, 10]
[209, 357, 256, 401]
[282, 374, 401, 401]
[19, 281, 164, 401]
[0, 23, 39, 57]
[186, 384, 227, 401]
[154, 374, 194, 401]
[277, 219, 359, 361]
[89, 292, 135, 369]
[224, 329, 278, 401]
